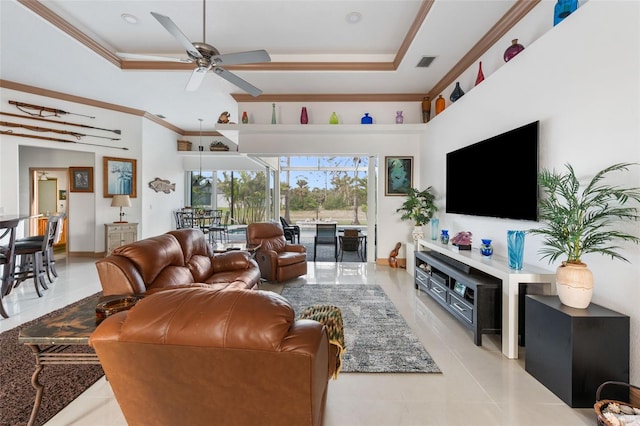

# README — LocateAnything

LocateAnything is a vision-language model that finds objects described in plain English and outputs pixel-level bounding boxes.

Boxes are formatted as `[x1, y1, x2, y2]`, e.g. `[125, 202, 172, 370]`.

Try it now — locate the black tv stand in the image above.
[415, 250, 501, 346]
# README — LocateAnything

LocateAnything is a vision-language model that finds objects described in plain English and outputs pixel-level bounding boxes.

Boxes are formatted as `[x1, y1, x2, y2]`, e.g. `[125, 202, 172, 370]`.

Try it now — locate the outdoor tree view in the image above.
[281, 156, 368, 226]
[190, 156, 369, 226]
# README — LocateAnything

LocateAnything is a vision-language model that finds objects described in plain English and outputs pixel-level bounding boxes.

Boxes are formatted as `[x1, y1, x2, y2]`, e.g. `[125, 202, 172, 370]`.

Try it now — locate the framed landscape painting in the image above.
[385, 156, 413, 196]
[69, 167, 94, 193]
[103, 156, 137, 198]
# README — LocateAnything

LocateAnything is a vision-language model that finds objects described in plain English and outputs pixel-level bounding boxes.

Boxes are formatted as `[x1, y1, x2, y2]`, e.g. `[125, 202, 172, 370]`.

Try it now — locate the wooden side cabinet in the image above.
[104, 223, 138, 256]
[525, 295, 629, 408]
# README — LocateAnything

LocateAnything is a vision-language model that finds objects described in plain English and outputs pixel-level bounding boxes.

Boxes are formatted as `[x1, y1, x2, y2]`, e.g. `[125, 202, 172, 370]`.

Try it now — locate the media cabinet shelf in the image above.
[416, 239, 556, 359]
[415, 251, 501, 346]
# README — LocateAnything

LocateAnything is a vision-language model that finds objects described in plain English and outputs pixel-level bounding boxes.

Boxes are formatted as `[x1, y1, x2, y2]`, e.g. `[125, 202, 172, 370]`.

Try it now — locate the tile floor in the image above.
[1, 256, 596, 425]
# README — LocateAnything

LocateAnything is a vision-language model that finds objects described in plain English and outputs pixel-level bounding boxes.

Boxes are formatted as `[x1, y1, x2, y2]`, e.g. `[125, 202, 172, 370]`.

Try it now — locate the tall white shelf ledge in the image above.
[214, 124, 426, 155]
[417, 239, 556, 359]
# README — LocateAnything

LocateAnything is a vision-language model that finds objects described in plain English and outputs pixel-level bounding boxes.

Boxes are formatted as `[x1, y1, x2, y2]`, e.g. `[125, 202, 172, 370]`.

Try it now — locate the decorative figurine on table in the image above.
[451, 231, 472, 250]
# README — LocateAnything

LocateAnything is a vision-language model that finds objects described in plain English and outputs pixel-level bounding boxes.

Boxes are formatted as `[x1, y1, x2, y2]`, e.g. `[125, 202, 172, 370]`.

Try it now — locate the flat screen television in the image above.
[446, 120, 539, 221]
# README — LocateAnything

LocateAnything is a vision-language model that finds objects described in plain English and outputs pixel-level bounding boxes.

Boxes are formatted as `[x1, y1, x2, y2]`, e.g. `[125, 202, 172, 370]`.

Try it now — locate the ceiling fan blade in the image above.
[185, 66, 210, 91]
[117, 52, 192, 63]
[212, 67, 262, 97]
[150, 11, 203, 59]
[212, 50, 271, 66]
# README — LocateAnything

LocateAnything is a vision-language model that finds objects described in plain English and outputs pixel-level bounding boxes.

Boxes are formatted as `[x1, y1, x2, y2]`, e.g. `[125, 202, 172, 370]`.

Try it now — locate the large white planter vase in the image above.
[411, 225, 424, 242]
[555, 262, 594, 309]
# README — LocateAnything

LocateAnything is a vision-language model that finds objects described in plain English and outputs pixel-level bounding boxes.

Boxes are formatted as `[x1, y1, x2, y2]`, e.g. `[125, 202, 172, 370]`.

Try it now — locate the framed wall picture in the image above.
[385, 156, 413, 196]
[103, 156, 137, 198]
[69, 167, 94, 193]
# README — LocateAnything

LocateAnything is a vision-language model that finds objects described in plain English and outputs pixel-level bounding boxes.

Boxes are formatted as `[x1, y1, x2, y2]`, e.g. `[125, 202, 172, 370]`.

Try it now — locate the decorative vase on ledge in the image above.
[504, 39, 525, 62]
[430, 218, 439, 241]
[361, 113, 372, 124]
[450, 82, 465, 102]
[507, 230, 525, 270]
[480, 239, 493, 256]
[440, 229, 449, 245]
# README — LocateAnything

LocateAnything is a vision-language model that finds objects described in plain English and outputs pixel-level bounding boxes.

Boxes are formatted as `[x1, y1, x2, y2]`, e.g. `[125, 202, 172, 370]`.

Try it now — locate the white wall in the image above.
[0, 88, 168, 252]
[420, 0, 640, 383]
[140, 119, 185, 238]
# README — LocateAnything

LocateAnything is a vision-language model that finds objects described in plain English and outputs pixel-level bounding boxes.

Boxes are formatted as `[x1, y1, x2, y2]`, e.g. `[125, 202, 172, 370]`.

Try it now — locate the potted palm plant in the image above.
[396, 187, 438, 242]
[529, 162, 640, 308]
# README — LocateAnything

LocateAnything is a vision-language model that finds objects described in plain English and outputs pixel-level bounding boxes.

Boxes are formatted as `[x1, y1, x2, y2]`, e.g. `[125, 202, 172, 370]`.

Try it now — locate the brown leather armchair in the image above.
[247, 222, 307, 282]
[90, 287, 333, 426]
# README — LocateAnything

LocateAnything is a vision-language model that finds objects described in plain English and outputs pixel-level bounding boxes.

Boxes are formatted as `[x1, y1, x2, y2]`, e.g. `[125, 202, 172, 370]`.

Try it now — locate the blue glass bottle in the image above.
[361, 113, 372, 124]
[480, 239, 493, 256]
[554, 0, 578, 26]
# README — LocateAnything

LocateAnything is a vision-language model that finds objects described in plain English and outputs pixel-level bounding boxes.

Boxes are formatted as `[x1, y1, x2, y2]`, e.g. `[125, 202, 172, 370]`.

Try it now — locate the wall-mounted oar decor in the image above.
[0, 130, 128, 150]
[0, 120, 120, 141]
[9, 100, 95, 119]
[0, 111, 121, 135]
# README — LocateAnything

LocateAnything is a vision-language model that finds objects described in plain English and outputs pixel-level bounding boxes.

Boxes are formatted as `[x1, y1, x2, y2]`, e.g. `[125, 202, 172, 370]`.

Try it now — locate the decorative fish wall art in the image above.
[148, 178, 176, 194]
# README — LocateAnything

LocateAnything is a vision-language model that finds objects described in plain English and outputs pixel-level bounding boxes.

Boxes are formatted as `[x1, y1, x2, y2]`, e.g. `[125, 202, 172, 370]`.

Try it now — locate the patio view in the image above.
[189, 156, 370, 228]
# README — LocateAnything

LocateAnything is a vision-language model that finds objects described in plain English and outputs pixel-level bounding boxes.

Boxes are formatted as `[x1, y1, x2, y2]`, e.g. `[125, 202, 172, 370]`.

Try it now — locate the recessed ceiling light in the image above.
[121, 13, 139, 24]
[346, 12, 362, 24]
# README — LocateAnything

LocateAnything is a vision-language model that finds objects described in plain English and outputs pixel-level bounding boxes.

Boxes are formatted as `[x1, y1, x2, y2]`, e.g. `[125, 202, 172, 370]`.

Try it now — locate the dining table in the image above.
[0, 214, 31, 318]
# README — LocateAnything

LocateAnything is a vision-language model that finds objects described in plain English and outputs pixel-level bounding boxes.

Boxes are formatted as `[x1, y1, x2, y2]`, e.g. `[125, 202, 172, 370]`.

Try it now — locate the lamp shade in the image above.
[111, 194, 131, 208]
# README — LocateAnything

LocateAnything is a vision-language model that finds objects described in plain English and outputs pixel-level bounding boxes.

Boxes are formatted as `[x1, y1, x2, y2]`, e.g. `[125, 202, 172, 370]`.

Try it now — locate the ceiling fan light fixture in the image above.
[121, 13, 139, 25]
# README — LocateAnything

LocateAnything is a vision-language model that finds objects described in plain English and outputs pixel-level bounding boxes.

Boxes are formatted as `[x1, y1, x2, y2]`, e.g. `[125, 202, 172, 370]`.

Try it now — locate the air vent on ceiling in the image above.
[416, 56, 436, 68]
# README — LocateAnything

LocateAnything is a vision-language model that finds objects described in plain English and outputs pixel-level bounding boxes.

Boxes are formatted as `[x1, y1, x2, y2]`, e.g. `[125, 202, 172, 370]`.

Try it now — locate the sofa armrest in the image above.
[283, 244, 306, 254]
[211, 250, 253, 273]
[281, 319, 332, 383]
[96, 256, 147, 296]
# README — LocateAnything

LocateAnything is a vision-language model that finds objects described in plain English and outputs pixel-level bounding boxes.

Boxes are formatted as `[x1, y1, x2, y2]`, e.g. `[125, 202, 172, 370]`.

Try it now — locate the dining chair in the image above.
[280, 217, 301, 244]
[338, 229, 365, 261]
[12, 214, 60, 297]
[207, 210, 226, 244]
[16, 213, 66, 283]
[0, 218, 20, 318]
[314, 223, 337, 261]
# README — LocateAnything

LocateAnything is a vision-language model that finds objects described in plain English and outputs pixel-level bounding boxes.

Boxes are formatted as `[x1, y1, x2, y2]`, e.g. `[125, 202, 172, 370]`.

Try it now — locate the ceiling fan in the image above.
[117, 0, 270, 96]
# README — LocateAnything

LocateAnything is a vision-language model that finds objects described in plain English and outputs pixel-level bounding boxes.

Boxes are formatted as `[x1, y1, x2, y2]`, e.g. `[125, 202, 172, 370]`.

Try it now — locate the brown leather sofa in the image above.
[247, 222, 307, 282]
[96, 228, 261, 296]
[90, 287, 333, 426]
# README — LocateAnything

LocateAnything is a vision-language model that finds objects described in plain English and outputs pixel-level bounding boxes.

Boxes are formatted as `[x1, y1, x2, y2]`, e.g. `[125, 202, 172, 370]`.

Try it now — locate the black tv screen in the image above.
[446, 121, 539, 221]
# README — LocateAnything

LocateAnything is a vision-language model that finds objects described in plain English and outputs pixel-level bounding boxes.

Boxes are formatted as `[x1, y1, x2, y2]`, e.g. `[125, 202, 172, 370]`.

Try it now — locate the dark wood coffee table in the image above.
[17, 293, 128, 426]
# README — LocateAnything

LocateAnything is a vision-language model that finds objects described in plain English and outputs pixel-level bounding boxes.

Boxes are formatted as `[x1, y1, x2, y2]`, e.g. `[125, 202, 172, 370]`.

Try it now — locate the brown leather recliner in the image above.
[96, 228, 261, 296]
[90, 287, 333, 426]
[246, 222, 307, 282]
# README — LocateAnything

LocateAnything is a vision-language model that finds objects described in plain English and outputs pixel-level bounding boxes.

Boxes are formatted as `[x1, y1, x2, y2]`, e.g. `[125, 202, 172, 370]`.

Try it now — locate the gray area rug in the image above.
[280, 284, 441, 373]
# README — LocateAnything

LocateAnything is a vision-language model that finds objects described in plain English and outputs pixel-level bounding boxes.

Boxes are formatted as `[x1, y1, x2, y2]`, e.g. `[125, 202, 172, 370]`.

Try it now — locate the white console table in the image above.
[417, 239, 556, 359]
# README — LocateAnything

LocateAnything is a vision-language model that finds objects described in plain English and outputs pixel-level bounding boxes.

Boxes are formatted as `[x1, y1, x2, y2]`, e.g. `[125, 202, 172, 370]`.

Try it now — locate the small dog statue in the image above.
[217, 111, 231, 124]
[388, 242, 401, 268]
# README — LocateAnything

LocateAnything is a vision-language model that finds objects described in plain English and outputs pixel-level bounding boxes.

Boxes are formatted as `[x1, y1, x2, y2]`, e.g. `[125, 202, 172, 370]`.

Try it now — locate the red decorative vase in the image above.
[475, 61, 485, 86]
[300, 107, 308, 124]
[504, 39, 525, 62]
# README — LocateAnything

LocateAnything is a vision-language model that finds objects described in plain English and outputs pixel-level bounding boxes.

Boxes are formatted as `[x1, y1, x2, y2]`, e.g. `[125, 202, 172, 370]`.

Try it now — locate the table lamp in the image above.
[111, 194, 131, 223]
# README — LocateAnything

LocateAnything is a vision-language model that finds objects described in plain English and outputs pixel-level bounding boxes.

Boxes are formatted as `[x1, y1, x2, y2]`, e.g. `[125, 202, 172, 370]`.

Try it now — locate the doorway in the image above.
[29, 167, 68, 257]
